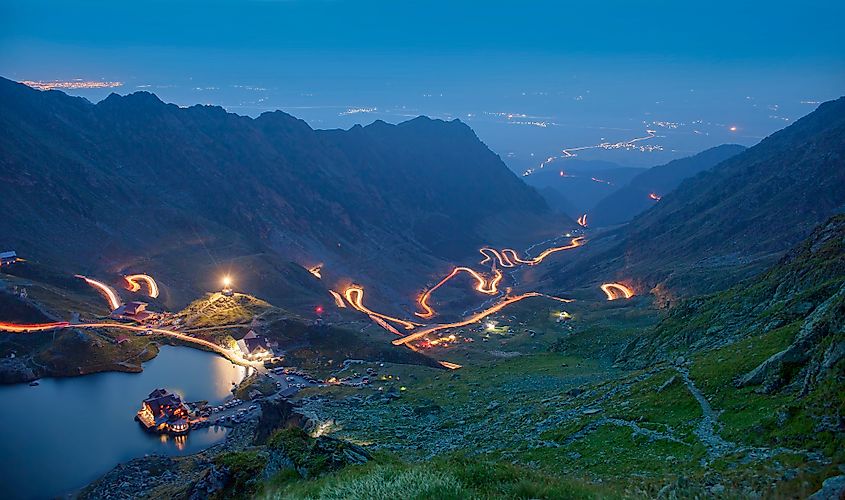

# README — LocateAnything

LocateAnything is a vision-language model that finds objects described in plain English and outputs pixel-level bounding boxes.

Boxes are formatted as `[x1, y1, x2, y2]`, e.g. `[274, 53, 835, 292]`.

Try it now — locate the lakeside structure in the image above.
[136, 388, 191, 434]
[236, 330, 275, 361]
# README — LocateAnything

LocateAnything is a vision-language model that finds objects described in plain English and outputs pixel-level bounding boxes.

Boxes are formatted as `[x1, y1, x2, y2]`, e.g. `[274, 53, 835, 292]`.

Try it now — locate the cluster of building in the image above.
[110, 301, 157, 323]
[136, 388, 192, 434]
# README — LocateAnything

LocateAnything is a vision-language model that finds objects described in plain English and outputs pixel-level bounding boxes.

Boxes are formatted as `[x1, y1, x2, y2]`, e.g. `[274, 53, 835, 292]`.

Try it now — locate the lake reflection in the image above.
[0, 346, 246, 499]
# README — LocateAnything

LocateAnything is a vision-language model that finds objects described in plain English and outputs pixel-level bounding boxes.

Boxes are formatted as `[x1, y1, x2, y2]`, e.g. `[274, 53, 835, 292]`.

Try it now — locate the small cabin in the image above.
[0, 251, 17, 267]
[111, 301, 154, 322]
[236, 330, 273, 360]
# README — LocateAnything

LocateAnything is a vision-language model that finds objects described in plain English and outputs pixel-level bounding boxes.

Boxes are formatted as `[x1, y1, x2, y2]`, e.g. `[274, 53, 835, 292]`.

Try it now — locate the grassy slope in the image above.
[234, 220, 845, 498]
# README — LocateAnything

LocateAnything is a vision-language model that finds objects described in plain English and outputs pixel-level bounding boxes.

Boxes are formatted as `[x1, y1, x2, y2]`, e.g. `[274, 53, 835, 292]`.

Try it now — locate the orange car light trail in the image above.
[418, 236, 585, 319]
[0, 322, 70, 332]
[395, 292, 572, 346]
[343, 285, 422, 330]
[415, 267, 503, 318]
[500, 236, 585, 266]
[0, 321, 259, 367]
[370, 316, 404, 336]
[600, 283, 634, 300]
[76, 275, 122, 311]
[328, 290, 346, 308]
[308, 265, 323, 279]
[479, 248, 515, 268]
[124, 274, 159, 298]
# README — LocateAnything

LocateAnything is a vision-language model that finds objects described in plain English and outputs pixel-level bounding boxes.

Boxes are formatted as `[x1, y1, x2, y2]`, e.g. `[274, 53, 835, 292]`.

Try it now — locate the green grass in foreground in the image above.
[260, 453, 610, 500]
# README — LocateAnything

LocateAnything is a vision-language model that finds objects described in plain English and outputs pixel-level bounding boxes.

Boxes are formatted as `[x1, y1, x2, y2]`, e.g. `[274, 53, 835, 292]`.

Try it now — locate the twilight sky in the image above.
[2, 0, 843, 171]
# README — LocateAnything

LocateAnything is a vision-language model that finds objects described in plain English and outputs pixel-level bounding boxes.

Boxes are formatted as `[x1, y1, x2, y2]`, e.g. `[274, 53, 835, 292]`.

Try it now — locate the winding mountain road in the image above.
[0, 321, 260, 367]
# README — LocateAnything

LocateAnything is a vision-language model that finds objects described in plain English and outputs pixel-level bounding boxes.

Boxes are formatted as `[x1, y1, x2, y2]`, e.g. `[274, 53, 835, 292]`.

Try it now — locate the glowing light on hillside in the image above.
[308, 265, 322, 279]
[222, 276, 232, 287]
[600, 283, 634, 300]
[429, 334, 458, 346]
[577, 214, 588, 227]
[649, 193, 662, 201]
[729, 125, 738, 132]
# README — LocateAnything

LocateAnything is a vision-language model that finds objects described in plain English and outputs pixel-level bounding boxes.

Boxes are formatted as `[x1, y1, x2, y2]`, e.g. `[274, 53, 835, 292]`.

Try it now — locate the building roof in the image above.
[143, 389, 186, 416]
[124, 301, 148, 315]
[111, 302, 153, 322]
[237, 330, 271, 355]
[148, 388, 169, 398]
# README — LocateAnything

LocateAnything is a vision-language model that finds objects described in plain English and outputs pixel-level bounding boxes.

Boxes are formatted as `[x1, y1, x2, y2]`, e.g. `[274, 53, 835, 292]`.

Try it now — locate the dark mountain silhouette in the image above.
[545, 96, 845, 296]
[0, 77, 568, 310]
[589, 144, 746, 227]
[521, 159, 646, 217]
[537, 185, 578, 216]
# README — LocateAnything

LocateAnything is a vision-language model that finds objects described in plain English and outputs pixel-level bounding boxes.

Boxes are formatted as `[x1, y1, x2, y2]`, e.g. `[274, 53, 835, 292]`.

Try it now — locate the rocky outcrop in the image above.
[809, 475, 845, 500]
[617, 215, 845, 371]
[266, 427, 371, 479]
[253, 398, 311, 445]
[737, 282, 845, 394]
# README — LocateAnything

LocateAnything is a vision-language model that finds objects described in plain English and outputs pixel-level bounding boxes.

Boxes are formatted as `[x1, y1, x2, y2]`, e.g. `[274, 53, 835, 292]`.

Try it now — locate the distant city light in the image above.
[729, 125, 738, 132]
[20, 79, 123, 91]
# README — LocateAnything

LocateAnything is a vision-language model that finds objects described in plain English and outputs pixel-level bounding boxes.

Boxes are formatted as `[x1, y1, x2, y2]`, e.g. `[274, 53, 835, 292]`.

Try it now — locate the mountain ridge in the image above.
[589, 144, 746, 227]
[543, 96, 845, 297]
[0, 77, 568, 311]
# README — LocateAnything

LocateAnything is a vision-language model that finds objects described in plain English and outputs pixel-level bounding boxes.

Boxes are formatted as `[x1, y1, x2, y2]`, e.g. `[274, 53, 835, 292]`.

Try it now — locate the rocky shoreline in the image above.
[78, 397, 371, 499]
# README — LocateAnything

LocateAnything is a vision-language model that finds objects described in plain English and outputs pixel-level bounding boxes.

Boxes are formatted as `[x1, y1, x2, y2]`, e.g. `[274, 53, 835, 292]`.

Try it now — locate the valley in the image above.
[0, 78, 843, 499]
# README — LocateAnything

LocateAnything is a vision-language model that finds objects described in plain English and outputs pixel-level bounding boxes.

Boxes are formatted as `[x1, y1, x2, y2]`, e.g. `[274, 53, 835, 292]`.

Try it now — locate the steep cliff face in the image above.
[618, 215, 845, 396]
[621, 97, 845, 286]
